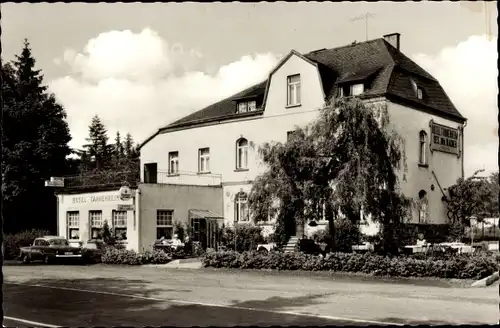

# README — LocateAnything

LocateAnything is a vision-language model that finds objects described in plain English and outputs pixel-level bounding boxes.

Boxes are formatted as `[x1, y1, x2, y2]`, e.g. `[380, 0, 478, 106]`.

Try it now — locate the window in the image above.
[411, 78, 424, 100]
[143, 163, 157, 183]
[198, 148, 210, 173]
[351, 83, 364, 96]
[112, 210, 127, 240]
[238, 102, 247, 113]
[247, 101, 257, 111]
[287, 74, 301, 106]
[419, 131, 428, 166]
[67, 211, 80, 240]
[418, 190, 428, 223]
[169, 151, 179, 175]
[236, 138, 248, 169]
[237, 101, 257, 113]
[235, 192, 249, 222]
[89, 210, 103, 240]
[339, 83, 364, 97]
[417, 88, 423, 100]
[157, 210, 174, 239]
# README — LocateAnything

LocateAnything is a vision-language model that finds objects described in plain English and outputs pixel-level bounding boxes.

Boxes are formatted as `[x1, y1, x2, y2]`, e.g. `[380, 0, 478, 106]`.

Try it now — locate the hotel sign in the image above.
[430, 121, 459, 155]
[72, 194, 121, 204]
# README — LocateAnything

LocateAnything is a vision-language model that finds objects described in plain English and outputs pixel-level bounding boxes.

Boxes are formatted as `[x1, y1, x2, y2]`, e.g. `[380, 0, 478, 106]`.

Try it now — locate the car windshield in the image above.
[50, 239, 69, 246]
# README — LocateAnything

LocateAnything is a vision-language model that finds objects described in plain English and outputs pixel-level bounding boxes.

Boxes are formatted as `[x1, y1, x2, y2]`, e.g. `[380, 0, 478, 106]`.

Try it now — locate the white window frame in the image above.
[237, 102, 248, 113]
[287, 74, 301, 106]
[168, 151, 179, 175]
[417, 87, 423, 100]
[157, 210, 174, 239]
[198, 147, 210, 173]
[67, 211, 80, 240]
[235, 192, 250, 222]
[112, 210, 127, 240]
[89, 210, 103, 240]
[419, 131, 428, 166]
[236, 138, 248, 169]
[351, 83, 364, 96]
[247, 100, 257, 111]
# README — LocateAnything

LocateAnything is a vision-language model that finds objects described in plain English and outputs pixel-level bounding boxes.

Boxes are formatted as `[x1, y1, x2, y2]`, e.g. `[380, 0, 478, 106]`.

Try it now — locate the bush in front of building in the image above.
[218, 224, 266, 252]
[3, 229, 51, 260]
[101, 247, 172, 265]
[202, 250, 497, 280]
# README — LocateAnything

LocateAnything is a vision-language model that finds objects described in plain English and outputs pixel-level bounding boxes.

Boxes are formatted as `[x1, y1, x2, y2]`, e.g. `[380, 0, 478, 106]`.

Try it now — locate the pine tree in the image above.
[123, 133, 134, 159]
[83, 115, 112, 171]
[2, 39, 72, 233]
[113, 131, 124, 168]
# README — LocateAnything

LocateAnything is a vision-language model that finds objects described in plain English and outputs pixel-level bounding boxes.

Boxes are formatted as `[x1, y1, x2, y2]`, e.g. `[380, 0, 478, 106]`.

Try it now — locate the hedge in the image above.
[203, 250, 498, 280]
[101, 247, 172, 265]
[3, 229, 51, 260]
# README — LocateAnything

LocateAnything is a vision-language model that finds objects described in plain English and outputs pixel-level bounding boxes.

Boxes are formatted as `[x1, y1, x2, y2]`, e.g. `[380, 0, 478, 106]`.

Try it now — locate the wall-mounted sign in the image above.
[430, 121, 460, 155]
[119, 185, 132, 201]
[45, 177, 64, 187]
[72, 194, 121, 204]
[117, 204, 135, 211]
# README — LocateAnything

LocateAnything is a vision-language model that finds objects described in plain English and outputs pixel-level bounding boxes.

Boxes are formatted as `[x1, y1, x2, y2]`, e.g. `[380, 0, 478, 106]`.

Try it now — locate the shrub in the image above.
[82, 248, 103, 264]
[203, 250, 497, 280]
[101, 247, 172, 265]
[3, 229, 51, 260]
[174, 221, 186, 242]
[311, 218, 360, 252]
[218, 225, 265, 252]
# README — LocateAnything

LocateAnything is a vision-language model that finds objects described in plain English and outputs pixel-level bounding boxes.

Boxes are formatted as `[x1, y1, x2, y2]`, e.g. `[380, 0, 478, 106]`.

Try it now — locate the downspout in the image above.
[54, 192, 59, 236]
[135, 187, 141, 252]
[461, 121, 467, 179]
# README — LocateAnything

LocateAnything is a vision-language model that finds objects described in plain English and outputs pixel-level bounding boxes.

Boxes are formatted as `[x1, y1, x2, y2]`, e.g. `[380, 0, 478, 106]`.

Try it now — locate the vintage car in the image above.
[19, 236, 83, 264]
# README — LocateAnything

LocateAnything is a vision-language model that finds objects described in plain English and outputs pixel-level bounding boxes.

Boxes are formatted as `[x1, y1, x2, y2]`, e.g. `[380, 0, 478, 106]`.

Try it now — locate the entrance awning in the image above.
[189, 209, 225, 220]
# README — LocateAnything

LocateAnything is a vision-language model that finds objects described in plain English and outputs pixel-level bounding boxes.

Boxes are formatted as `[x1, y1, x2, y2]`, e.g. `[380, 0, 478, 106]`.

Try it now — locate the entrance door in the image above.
[199, 219, 207, 250]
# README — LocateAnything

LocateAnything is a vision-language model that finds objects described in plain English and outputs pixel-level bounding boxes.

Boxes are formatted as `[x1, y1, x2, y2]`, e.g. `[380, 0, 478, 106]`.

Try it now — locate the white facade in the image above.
[140, 51, 465, 236]
[57, 189, 138, 250]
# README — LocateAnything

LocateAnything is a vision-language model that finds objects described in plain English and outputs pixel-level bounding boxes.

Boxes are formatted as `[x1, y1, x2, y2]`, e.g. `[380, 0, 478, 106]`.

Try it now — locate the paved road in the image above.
[2, 264, 498, 326]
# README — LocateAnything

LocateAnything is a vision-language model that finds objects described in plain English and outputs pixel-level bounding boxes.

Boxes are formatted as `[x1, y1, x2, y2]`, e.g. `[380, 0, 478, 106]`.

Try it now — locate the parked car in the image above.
[19, 236, 83, 264]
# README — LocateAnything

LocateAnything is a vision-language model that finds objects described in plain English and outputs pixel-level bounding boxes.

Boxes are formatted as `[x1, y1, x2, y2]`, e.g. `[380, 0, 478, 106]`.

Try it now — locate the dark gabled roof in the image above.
[164, 81, 267, 130]
[143, 37, 465, 146]
[303, 38, 465, 121]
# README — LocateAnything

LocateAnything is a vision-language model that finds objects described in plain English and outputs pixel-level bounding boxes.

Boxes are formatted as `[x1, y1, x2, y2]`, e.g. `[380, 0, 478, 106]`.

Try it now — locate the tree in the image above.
[445, 169, 496, 241]
[249, 98, 411, 254]
[2, 39, 72, 233]
[83, 115, 113, 171]
[113, 131, 124, 167]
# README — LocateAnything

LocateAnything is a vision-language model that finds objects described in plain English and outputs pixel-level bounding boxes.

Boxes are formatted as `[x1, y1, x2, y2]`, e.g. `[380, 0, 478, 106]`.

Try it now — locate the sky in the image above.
[2, 2, 498, 178]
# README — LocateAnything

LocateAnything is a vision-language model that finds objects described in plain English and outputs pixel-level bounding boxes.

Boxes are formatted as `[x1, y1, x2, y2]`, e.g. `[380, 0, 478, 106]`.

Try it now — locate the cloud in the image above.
[412, 35, 498, 177]
[49, 28, 280, 150]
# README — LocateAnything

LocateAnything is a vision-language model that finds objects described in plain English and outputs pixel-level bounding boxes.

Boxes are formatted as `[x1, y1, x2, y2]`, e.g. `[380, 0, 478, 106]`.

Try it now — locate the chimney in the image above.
[383, 33, 400, 50]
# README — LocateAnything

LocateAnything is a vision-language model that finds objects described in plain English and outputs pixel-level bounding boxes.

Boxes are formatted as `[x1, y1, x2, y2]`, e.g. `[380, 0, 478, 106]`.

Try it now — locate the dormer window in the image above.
[339, 83, 364, 97]
[410, 78, 424, 100]
[416, 88, 423, 100]
[237, 100, 257, 113]
[351, 83, 364, 96]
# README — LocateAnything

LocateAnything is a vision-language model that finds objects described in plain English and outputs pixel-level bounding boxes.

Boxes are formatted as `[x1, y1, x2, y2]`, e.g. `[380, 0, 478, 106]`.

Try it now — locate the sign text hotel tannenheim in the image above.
[72, 194, 121, 204]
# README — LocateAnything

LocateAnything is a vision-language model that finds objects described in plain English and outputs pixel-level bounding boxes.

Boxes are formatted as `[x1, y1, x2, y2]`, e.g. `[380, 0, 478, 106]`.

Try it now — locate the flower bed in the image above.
[203, 250, 498, 280]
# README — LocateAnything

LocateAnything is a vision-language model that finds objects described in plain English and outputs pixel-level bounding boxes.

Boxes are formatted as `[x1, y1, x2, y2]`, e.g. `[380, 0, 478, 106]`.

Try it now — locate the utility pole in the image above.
[349, 12, 375, 41]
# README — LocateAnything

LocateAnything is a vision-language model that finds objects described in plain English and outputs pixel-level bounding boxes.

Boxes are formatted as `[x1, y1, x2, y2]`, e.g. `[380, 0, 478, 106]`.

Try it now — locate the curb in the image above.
[470, 271, 499, 288]
[142, 259, 203, 269]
